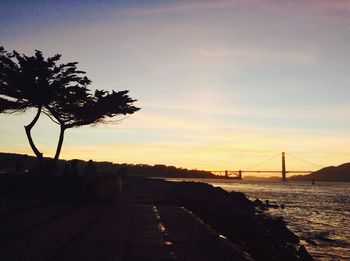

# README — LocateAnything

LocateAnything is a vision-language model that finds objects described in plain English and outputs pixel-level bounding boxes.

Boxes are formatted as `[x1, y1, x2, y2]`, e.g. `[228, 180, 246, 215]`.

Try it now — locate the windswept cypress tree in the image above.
[0, 47, 139, 164]
[47, 89, 139, 161]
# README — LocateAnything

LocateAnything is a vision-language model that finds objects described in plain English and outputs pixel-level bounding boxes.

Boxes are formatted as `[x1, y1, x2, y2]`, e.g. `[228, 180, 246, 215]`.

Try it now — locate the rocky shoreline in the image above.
[122, 178, 314, 261]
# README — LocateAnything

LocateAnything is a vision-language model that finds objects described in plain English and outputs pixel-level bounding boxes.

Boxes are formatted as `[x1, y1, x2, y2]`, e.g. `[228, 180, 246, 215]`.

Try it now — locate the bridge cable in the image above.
[245, 153, 281, 170]
[286, 153, 325, 169]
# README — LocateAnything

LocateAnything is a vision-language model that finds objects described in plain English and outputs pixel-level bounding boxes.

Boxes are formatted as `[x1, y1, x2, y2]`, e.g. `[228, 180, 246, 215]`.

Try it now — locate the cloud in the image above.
[123, 0, 350, 17]
[55, 129, 350, 171]
[121, 0, 350, 28]
[3, 106, 350, 172]
[123, 0, 249, 16]
[140, 101, 350, 121]
[309, 0, 350, 12]
[197, 46, 316, 65]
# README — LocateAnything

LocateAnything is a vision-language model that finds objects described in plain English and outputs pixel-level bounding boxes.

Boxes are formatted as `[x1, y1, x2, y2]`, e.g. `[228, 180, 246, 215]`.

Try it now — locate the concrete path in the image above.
[158, 205, 251, 261]
[0, 201, 251, 261]
[0, 177, 252, 261]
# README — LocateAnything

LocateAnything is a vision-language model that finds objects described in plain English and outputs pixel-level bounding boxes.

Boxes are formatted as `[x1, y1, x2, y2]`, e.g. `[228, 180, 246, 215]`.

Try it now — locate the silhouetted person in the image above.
[70, 160, 79, 177]
[33, 157, 44, 175]
[15, 161, 23, 174]
[84, 160, 97, 182]
[116, 167, 128, 196]
[118, 166, 128, 178]
[65, 160, 81, 198]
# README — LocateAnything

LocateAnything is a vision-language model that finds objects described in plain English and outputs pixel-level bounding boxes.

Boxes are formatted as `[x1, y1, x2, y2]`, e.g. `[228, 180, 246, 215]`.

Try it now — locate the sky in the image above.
[0, 0, 349, 173]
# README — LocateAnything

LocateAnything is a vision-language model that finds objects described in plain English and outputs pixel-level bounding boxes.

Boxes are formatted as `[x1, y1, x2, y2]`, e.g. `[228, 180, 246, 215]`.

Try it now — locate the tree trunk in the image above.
[24, 107, 43, 159]
[53, 125, 66, 162]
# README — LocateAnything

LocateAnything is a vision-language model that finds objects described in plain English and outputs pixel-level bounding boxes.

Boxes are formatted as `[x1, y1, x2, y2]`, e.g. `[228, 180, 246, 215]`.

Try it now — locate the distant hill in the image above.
[289, 163, 350, 182]
[0, 152, 217, 179]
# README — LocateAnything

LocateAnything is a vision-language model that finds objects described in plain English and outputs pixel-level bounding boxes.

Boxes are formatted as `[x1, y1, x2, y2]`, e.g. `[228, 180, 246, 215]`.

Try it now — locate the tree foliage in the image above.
[0, 46, 90, 114]
[49, 89, 139, 129]
[0, 47, 140, 163]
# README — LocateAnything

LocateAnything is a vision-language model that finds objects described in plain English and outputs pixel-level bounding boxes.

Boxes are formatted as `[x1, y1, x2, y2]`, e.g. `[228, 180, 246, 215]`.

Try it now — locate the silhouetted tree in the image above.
[0, 47, 90, 160]
[0, 47, 139, 163]
[47, 89, 139, 161]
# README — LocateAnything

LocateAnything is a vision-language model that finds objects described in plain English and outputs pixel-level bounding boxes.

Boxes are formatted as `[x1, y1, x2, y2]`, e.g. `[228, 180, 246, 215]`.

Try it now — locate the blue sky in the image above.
[1, 0, 349, 172]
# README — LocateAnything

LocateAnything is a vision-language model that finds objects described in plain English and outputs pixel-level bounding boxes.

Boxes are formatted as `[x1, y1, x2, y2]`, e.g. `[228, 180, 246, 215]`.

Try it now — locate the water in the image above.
[167, 178, 350, 260]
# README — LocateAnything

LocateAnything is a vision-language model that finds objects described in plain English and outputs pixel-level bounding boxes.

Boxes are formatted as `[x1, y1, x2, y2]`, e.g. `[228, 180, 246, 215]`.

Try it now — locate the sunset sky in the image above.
[0, 0, 349, 173]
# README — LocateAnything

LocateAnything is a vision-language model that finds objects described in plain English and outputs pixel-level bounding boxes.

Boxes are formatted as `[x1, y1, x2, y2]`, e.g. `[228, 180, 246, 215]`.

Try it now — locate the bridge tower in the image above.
[282, 152, 286, 181]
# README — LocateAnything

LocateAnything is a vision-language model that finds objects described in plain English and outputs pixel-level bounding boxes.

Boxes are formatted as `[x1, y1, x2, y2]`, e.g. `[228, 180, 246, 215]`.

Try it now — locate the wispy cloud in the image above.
[309, 0, 350, 13]
[123, 0, 350, 19]
[197, 46, 316, 65]
[123, 0, 249, 16]
[56, 131, 350, 171]
[141, 101, 350, 121]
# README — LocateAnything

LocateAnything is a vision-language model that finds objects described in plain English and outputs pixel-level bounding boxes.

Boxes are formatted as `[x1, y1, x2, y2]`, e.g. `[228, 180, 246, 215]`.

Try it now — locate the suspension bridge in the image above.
[210, 152, 324, 181]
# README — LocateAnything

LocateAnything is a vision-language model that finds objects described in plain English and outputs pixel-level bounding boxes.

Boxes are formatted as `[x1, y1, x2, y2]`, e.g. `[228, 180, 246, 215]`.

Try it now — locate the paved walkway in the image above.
[0, 180, 252, 261]
[0, 202, 252, 261]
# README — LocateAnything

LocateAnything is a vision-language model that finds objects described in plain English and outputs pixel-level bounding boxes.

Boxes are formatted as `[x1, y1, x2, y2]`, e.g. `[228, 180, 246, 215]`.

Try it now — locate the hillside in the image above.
[289, 163, 350, 182]
[0, 152, 216, 179]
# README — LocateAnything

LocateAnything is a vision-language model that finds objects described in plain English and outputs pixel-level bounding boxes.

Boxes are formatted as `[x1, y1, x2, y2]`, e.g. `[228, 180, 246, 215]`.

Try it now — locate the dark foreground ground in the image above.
[0, 176, 313, 261]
